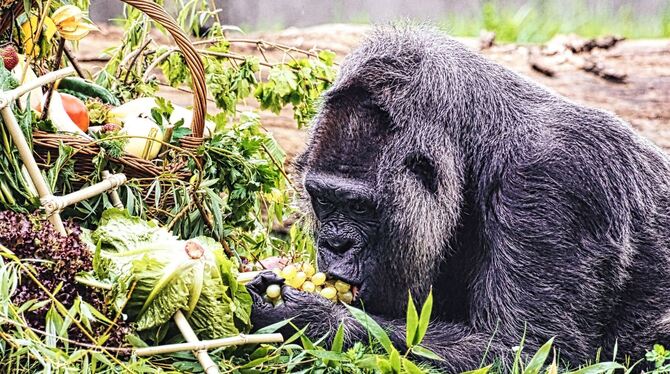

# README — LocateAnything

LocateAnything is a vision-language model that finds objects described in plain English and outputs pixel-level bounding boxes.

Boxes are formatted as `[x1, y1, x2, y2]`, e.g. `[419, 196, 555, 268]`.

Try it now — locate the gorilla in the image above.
[248, 26, 670, 372]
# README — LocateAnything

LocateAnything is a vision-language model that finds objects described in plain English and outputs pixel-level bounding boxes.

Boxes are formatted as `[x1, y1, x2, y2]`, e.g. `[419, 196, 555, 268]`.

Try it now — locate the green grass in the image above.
[439, 0, 670, 43]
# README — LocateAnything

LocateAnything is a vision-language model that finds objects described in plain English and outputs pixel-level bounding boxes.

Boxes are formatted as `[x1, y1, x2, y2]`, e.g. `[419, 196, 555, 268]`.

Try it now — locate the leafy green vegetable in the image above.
[89, 209, 251, 340]
[91, 208, 173, 253]
[0, 63, 18, 91]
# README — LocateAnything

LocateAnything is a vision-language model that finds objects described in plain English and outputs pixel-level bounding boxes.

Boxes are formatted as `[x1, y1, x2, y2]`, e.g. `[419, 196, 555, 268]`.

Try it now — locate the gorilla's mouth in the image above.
[328, 274, 365, 304]
[351, 285, 360, 300]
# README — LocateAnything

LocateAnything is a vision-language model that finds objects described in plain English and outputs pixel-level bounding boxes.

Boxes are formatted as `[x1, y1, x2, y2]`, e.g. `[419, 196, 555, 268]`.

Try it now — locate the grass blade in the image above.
[344, 303, 393, 354]
[406, 292, 419, 347]
[524, 338, 554, 374]
[416, 290, 433, 344]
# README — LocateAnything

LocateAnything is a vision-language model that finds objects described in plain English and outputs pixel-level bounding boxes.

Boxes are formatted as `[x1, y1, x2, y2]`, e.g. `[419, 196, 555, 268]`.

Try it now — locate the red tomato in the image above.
[59, 92, 89, 132]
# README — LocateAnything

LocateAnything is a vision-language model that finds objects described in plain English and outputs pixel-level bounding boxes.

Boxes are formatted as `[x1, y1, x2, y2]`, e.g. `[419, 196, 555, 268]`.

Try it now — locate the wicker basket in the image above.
[29, 0, 208, 207]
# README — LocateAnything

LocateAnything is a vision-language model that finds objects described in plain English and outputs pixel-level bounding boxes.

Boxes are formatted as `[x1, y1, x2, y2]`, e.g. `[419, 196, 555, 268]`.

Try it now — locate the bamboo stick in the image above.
[174, 310, 220, 374]
[0, 67, 75, 108]
[0, 106, 65, 234]
[102, 170, 124, 208]
[42, 173, 127, 215]
[134, 332, 284, 357]
[237, 271, 262, 285]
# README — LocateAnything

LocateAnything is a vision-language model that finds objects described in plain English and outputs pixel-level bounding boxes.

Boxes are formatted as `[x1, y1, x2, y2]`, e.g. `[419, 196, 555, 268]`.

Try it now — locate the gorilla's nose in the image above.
[323, 236, 354, 253]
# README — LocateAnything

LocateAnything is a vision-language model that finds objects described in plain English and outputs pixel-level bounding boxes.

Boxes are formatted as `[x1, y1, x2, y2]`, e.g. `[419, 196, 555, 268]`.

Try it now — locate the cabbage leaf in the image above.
[89, 209, 251, 340]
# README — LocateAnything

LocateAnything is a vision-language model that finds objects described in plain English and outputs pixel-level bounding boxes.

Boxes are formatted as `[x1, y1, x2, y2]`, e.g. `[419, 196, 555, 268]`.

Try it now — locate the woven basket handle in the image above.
[120, 0, 207, 139]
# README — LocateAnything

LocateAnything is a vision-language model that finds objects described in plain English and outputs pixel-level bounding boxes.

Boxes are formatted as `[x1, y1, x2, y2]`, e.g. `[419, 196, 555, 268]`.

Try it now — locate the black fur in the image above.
[248, 26, 670, 372]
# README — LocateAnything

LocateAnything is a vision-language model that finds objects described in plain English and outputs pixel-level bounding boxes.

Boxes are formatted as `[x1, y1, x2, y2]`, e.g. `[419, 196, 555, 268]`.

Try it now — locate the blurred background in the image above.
[83, 0, 670, 158]
[91, 0, 670, 42]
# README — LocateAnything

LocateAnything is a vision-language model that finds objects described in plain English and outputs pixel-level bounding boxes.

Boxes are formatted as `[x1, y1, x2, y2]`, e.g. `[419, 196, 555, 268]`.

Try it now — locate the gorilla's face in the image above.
[305, 172, 381, 306]
[297, 85, 446, 316]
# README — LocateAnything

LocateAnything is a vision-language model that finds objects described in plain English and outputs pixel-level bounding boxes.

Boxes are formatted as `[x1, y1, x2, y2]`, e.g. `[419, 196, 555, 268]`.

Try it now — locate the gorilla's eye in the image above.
[315, 196, 331, 208]
[351, 200, 369, 215]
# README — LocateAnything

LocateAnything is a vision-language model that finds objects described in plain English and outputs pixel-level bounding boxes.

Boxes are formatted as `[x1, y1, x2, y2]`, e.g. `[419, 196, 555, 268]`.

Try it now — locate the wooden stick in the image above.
[173, 310, 220, 374]
[102, 170, 125, 208]
[237, 271, 263, 285]
[134, 332, 283, 357]
[63, 46, 86, 78]
[0, 67, 75, 107]
[42, 173, 127, 215]
[41, 38, 67, 121]
[0, 106, 65, 233]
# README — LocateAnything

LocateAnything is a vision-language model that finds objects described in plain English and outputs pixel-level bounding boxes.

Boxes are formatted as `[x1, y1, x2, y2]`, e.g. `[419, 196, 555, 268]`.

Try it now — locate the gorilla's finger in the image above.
[248, 286, 269, 306]
[280, 284, 312, 303]
[246, 271, 284, 294]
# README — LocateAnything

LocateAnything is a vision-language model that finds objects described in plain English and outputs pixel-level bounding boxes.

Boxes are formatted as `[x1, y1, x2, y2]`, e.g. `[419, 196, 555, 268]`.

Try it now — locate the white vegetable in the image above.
[121, 117, 164, 160]
[40, 91, 89, 138]
[110, 98, 215, 138]
[11, 54, 42, 111]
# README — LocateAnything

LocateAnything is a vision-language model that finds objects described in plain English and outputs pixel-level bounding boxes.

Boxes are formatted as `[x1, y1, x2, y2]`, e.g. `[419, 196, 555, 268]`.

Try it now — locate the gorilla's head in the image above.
[295, 27, 471, 317]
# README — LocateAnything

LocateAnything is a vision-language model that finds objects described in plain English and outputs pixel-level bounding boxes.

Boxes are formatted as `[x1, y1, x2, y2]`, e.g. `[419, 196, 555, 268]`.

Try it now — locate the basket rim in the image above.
[120, 0, 208, 140]
[32, 130, 198, 180]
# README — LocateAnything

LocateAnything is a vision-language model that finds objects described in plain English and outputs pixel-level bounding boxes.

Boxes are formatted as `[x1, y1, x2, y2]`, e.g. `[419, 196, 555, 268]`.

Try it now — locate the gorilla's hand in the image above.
[247, 271, 339, 334]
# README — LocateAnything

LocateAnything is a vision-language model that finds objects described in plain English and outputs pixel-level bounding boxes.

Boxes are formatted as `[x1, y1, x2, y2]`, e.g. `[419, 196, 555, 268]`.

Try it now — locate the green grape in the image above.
[338, 291, 353, 304]
[266, 284, 281, 299]
[320, 286, 337, 300]
[281, 264, 298, 280]
[294, 271, 307, 287]
[311, 272, 327, 286]
[302, 262, 316, 277]
[334, 280, 350, 293]
[302, 281, 316, 293]
[273, 298, 284, 307]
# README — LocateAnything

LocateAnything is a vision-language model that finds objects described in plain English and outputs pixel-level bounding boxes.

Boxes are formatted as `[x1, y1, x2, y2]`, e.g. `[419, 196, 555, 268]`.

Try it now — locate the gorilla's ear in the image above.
[404, 152, 439, 194]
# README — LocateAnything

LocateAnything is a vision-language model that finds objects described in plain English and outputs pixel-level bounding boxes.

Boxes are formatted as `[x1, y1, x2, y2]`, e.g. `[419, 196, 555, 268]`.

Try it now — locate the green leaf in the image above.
[566, 362, 625, 374]
[332, 323, 345, 353]
[344, 303, 393, 354]
[305, 350, 347, 362]
[255, 319, 291, 334]
[0, 63, 17, 91]
[406, 292, 419, 347]
[416, 290, 433, 344]
[389, 348, 402, 373]
[130, 257, 192, 331]
[461, 364, 493, 374]
[524, 338, 554, 374]
[283, 324, 309, 346]
[402, 358, 426, 374]
[377, 357, 394, 374]
[125, 333, 149, 348]
[411, 345, 445, 361]
[138, 258, 196, 318]
[92, 208, 174, 253]
[318, 50, 337, 65]
[187, 261, 205, 314]
[300, 333, 316, 350]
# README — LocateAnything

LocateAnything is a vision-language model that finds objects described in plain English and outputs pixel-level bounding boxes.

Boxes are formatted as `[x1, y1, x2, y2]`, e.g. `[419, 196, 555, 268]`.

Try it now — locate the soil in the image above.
[77, 24, 670, 160]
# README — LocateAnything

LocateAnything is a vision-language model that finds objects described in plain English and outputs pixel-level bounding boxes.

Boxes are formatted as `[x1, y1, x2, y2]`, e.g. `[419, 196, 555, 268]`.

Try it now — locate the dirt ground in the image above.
[77, 24, 670, 160]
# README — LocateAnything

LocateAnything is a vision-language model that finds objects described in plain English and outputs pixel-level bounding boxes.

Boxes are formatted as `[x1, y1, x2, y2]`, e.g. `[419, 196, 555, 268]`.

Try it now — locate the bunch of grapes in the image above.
[264, 262, 354, 305]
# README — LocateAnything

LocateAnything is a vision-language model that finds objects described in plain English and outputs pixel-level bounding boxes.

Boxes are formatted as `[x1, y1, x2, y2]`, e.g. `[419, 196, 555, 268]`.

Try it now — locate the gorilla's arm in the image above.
[248, 273, 507, 372]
